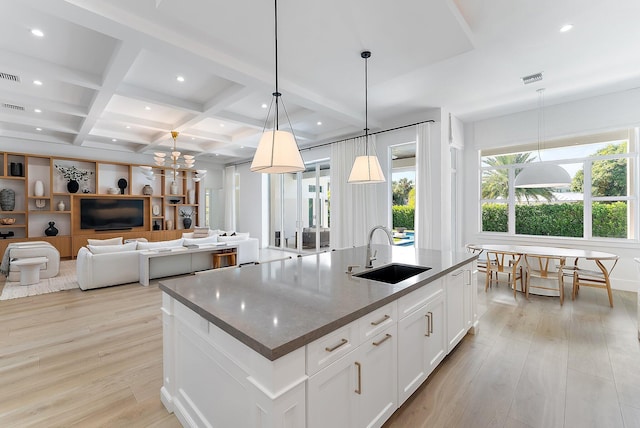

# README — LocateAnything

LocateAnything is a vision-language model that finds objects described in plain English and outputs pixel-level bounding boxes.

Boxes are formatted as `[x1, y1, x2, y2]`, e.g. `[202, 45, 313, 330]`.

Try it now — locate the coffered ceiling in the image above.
[1, 0, 640, 165]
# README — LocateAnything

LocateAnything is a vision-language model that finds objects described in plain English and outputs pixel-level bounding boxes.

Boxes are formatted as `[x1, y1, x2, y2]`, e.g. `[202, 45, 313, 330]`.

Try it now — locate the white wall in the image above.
[462, 88, 640, 291]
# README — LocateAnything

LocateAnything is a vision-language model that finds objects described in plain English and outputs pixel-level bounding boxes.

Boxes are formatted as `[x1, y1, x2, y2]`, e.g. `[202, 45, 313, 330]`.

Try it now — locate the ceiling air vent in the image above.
[521, 72, 543, 85]
[0, 72, 21, 83]
[2, 103, 25, 111]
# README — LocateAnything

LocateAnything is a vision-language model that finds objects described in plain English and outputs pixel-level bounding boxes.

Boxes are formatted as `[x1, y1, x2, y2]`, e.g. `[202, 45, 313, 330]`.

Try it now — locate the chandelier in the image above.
[140, 131, 206, 182]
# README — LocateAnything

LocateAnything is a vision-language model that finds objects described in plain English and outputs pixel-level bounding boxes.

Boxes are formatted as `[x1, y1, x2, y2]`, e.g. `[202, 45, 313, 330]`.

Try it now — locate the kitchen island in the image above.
[159, 245, 478, 428]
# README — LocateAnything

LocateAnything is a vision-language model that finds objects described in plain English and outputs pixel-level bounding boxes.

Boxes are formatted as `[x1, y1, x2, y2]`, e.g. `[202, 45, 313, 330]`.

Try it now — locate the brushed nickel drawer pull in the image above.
[370, 314, 390, 326]
[428, 311, 433, 334]
[354, 361, 362, 395]
[372, 333, 392, 346]
[325, 338, 348, 352]
[452, 269, 464, 277]
[424, 314, 431, 337]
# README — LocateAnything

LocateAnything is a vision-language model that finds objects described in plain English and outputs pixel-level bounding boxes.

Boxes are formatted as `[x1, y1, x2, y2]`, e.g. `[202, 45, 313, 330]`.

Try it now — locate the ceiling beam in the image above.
[73, 42, 141, 145]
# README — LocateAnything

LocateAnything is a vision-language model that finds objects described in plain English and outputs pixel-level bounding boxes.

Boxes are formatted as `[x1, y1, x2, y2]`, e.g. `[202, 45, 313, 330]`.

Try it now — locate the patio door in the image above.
[269, 160, 330, 253]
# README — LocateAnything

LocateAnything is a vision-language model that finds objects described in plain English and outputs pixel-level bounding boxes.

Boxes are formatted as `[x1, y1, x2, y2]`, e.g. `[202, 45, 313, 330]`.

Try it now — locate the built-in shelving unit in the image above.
[0, 152, 200, 258]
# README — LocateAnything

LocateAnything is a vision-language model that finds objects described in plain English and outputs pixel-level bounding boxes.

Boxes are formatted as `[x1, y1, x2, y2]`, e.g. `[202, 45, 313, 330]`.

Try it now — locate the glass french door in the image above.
[269, 160, 330, 252]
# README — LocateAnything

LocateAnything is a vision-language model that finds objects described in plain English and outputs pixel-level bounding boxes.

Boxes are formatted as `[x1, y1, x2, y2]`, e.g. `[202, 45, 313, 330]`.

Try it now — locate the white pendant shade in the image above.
[250, 130, 305, 173]
[348, 155, 386, 184]
[514, 163, 571, 188]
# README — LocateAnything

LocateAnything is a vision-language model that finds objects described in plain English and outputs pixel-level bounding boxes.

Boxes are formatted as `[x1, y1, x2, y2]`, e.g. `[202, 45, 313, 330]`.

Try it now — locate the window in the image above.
[480, 130, 637, 240]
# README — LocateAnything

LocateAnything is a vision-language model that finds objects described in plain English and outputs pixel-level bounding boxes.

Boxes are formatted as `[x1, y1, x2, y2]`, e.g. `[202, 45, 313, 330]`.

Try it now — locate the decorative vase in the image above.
[153, 221, 160, 231]
[152, 204, 160, 216]
[34, 180, 45, 197]
[10, 162, 23, 177]
[188, 189, 196, 205]
[118, 178, 128, 194]
[170, 182, 179, 195]
[57, 200, 65, 211]
[45, 221, 58, 236]
[142, 184, 153, 195]
[183, 218, 192, 229]
[67, 180, 79, 193]
[0, 189, 15, 211]
[166, 220, 173, 231]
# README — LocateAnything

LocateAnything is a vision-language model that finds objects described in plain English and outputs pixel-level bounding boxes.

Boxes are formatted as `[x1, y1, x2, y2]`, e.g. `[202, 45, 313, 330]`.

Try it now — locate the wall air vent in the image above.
[0, 72, 21, 83]
[2, 103, 25, 111]
[521, 72, 543, 85]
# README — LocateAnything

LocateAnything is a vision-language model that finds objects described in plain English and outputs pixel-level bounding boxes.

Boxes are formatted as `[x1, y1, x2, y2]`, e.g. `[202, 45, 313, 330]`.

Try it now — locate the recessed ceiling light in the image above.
[215, 153, 219, 156]
[176, 75, 185, 82]
[219, 123, 225, 127]
[240, 146, 244, 149]
[261, 103, 268, 109]
[34, 108, 42, 113]
[112, 138, 117, 142]
[560, 24, 573, 32]
[31, 29, 44, 37]
[33, 80, 43, 86]
[126, 125, 131, 129]
[35, 127, 42, 131]
[144, 106, 151, 110]
[191, 137, 195, 140]
[317, 121, 322, 126]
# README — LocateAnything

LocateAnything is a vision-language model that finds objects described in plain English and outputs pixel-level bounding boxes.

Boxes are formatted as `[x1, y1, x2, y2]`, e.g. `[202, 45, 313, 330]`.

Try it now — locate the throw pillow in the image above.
[193, 227, 210, 238]
[136, 238, 184, 250]
[183, 235, 218, 246]
[87, 237, 123, 246]
[218, 233, 249, 242]
[88, 241, 137, 254]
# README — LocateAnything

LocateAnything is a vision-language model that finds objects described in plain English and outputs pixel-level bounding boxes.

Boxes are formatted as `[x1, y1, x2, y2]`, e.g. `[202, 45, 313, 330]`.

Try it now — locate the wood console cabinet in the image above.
[0, 151, 200, 258]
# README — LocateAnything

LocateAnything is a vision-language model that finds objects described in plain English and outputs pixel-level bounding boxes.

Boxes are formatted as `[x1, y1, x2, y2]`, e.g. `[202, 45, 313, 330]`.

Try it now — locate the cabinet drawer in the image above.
[398, 278, 444, 319]
[306, 320, 358, 376]
[359, 301, 397, 343]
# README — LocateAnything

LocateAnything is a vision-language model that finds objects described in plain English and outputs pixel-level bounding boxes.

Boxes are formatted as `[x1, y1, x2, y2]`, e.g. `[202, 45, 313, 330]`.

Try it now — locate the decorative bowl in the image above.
[108, 187, 120, 195]
[0, 218, 16, 225]
[169, 198, 181, 204]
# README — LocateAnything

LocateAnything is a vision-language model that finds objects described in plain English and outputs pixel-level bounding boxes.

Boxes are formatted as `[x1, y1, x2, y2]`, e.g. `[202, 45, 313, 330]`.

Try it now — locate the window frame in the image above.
[478, 130, 638, 241]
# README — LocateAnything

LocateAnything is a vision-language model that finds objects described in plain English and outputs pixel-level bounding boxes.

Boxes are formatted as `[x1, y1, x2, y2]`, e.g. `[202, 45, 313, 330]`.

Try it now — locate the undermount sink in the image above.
[353, 263, 431, 284]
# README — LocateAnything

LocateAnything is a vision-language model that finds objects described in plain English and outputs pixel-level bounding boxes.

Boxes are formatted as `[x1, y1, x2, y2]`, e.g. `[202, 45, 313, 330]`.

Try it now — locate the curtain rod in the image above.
[232, 119, 436, 166]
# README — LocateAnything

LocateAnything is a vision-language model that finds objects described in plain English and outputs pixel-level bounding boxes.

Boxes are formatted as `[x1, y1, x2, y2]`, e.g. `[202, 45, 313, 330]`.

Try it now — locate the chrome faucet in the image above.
[365, 225, 394, 268]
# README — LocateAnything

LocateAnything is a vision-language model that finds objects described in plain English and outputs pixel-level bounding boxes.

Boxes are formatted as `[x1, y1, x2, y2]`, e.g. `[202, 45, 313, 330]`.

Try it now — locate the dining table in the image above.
[466, 243, 619, 297]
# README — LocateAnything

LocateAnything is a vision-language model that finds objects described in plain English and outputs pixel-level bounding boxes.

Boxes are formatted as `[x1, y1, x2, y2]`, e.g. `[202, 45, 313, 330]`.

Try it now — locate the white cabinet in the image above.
[397, 283, 446, 404]
[307, 313, 398, 428]
[359, 324, 398, 428]
[446, 267, 467, 351]
[307, 347, 359, 428]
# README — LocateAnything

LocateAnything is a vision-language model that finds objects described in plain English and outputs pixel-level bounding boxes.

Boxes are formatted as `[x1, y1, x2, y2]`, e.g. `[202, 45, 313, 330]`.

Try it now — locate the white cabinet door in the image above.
[307, 349, 359, 428]
[359, 324, 398, 428]
[446, 267, 467, 352]
[397, 302, 429, 405]
[424, 293, 446, 375]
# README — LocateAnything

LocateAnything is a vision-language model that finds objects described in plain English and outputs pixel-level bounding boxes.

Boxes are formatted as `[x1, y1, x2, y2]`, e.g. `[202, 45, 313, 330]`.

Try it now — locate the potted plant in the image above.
[55, 165, 93, 193]
[180, 209, 193, 229]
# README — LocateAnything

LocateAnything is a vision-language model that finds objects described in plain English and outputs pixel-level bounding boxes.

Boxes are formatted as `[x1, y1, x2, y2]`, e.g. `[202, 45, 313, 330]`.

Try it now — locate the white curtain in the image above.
[415, 122, 433, 249]
[224, 165, 236, 231]
[330, 135, 385, 249]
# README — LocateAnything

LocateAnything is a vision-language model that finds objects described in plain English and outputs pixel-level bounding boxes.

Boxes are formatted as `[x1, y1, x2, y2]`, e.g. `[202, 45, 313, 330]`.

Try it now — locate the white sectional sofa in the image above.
[76, 231, 260, 290]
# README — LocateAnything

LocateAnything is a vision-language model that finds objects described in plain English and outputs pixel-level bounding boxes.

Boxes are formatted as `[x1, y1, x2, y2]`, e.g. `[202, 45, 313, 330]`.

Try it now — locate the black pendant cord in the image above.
[362, 51, 372, 156]
[273, 0, 280, 131]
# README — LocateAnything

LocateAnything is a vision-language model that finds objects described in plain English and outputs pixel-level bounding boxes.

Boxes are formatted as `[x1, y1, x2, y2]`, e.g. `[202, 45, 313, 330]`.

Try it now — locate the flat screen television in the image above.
[80, 198, 144, 230]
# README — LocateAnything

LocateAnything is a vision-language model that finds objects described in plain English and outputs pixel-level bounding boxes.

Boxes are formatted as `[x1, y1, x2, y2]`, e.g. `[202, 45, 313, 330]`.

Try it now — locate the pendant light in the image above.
[514, 88, 571, 188]
[250, 0, 304, 174]
[348, 51, 385, 184]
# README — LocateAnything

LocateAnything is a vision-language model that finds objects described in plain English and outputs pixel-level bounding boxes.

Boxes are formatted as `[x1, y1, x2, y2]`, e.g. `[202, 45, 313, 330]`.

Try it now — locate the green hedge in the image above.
[482, 202, 627, 238]
[392, 205, 414, 229]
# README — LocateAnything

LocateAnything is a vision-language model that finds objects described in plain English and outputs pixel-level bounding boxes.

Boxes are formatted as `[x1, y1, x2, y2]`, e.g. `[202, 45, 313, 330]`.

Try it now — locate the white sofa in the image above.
[182, 230, 259, 265]
[76, 232, 260, 290]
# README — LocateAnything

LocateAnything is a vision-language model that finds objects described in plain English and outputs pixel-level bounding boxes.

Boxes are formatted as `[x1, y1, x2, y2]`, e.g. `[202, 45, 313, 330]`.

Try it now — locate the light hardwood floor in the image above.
[1, 275, 638, 427]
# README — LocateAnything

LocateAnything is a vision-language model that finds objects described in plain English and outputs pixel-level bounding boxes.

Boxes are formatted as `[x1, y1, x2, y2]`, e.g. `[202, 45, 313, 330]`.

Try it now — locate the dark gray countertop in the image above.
[159, 245, 477, 361]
